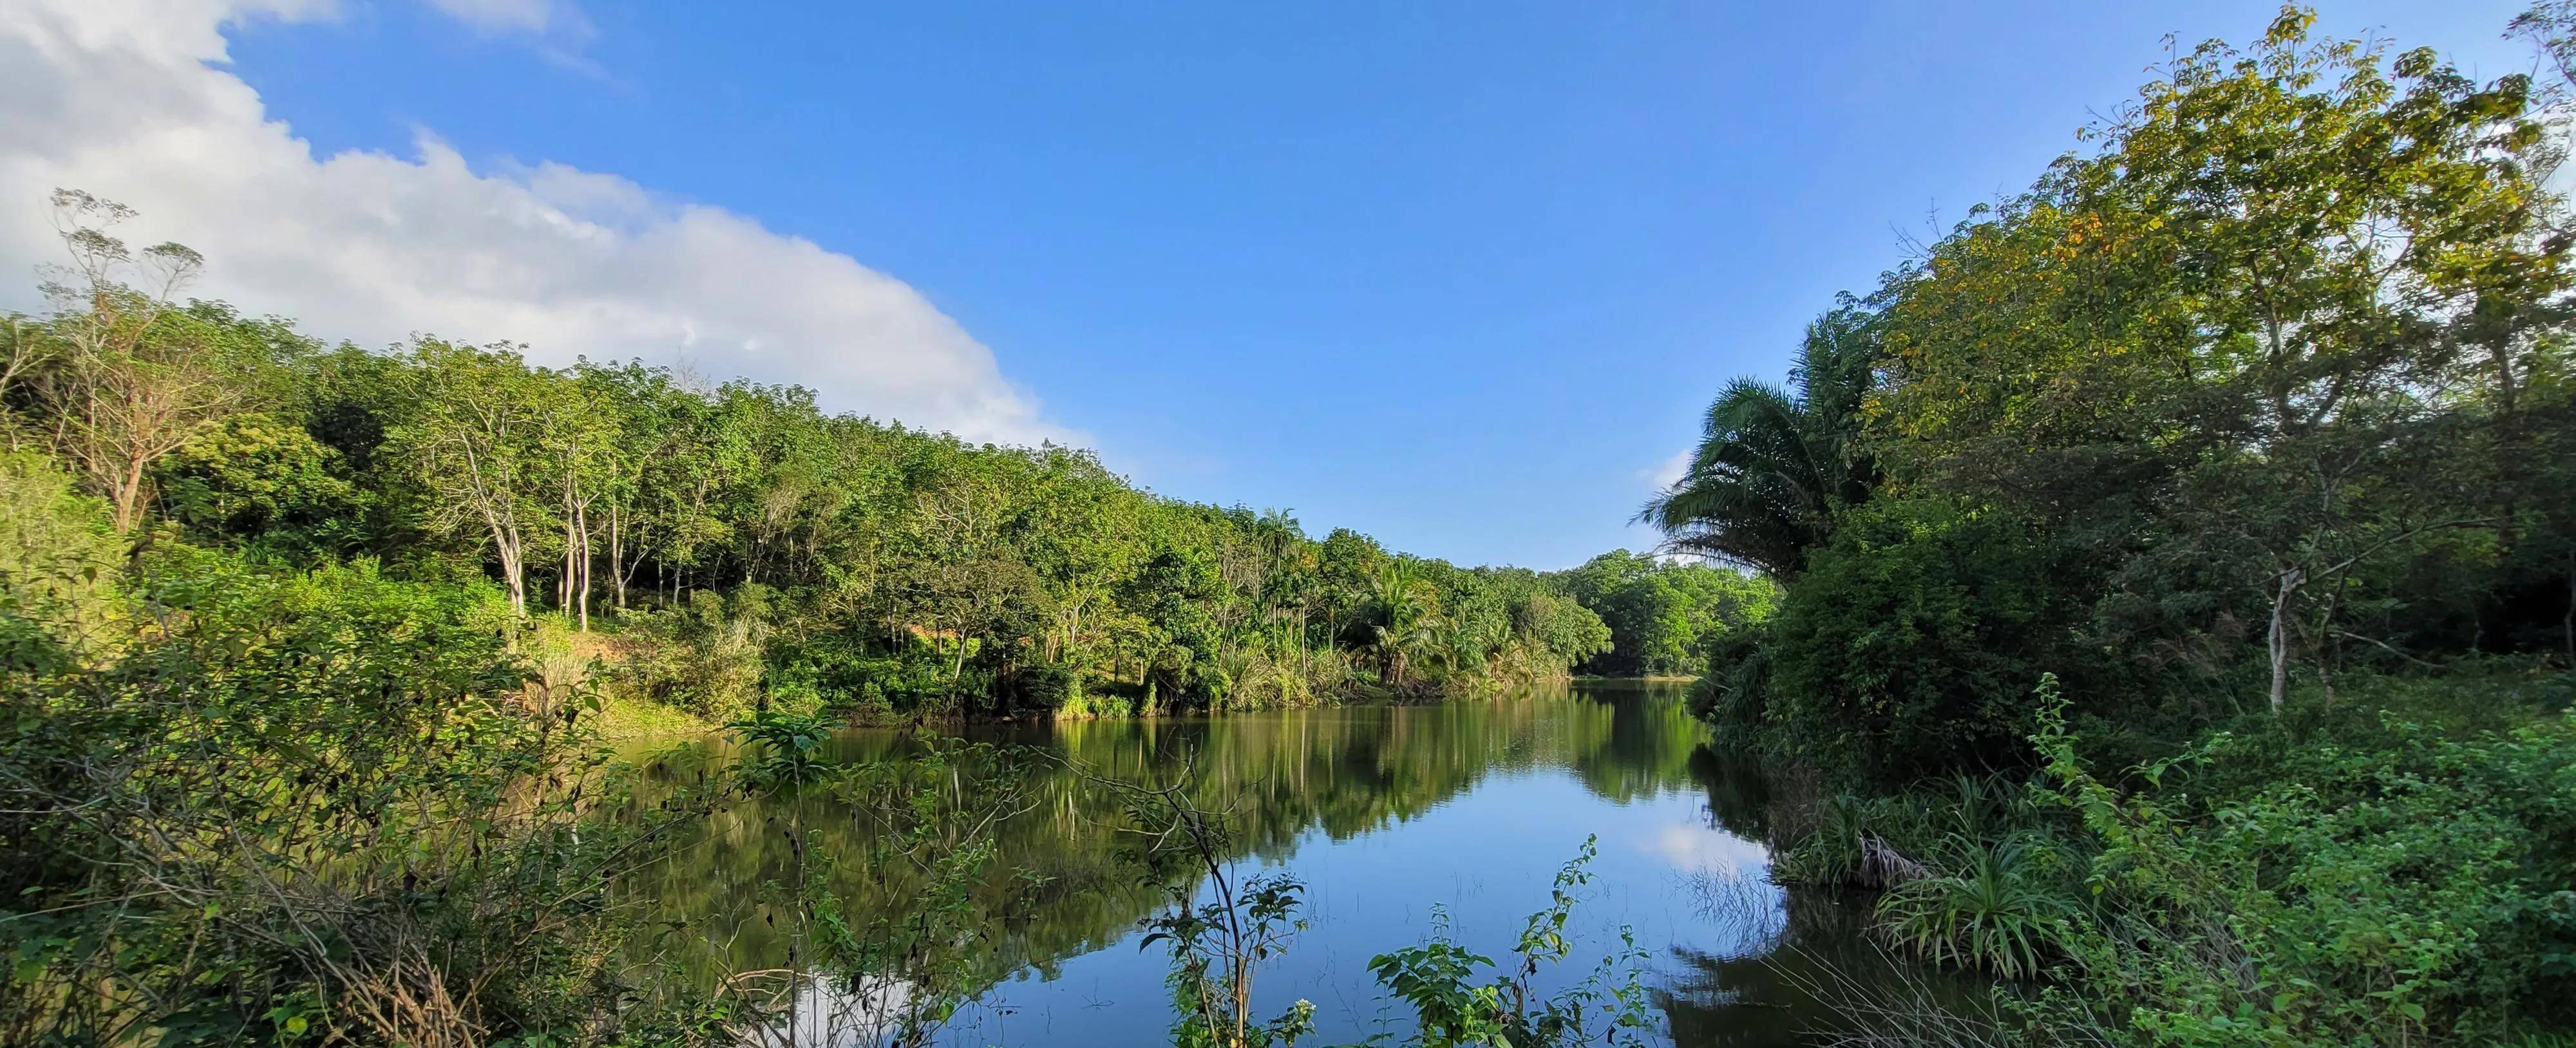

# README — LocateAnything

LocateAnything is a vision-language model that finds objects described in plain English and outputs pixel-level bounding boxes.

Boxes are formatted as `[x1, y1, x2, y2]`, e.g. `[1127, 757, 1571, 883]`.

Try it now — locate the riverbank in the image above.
[591, 669, 1625, 739]
[1739, 663, 2576, 1045]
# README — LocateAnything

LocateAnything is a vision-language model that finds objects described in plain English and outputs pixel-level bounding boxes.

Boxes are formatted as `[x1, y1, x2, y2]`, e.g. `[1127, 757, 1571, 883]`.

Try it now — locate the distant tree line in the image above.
[1542, 550, 1773, 678]
[0, 196, 1612, 724]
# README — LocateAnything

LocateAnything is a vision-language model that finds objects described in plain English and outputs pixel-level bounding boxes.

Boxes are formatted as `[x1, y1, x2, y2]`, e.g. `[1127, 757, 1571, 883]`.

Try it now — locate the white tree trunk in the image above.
[2268, 566, 2303, 713]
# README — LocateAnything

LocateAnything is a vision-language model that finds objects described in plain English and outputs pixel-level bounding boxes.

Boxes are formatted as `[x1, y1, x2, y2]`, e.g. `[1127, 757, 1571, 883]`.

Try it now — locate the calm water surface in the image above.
[623, 681, 1949, 1046]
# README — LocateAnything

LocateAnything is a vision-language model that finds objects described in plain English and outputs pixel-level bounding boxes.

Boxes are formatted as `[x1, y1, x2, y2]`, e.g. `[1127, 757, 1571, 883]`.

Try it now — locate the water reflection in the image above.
[740, 974, 917, 1048]
[618, 680, 1960, 1046]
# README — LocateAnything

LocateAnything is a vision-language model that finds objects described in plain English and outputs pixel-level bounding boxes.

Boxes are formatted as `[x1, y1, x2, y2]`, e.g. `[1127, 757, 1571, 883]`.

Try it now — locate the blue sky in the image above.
[67, 1, 2548, 568]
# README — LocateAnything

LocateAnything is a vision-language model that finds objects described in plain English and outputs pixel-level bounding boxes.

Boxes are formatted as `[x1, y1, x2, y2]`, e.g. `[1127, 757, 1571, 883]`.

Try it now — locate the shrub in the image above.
[153, 413, 372, 559]
[1760, 498, 2099, 784]
[1364, 838, 1653, 1047]
[725, 707, 840, 789]
[0, 552, 687, 1044]
[1874, 834, 2077, 979]
[608, 589, 770, 720]
[2023, 675, 2576, 1046]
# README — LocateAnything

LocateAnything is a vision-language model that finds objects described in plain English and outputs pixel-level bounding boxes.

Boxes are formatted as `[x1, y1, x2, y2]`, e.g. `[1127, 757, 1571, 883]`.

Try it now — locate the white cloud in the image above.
[1649, 824, 1770, 879]
[0, 0, 1062, 447]
[419, 0, 597, 69]
[1643, 448, 1692, 492]
[419, 0, 571, 37]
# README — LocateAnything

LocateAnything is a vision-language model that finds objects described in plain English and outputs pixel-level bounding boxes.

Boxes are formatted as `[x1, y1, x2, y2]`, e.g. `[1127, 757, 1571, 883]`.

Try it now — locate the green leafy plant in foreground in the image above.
[1094, 760, 1317, 1048]
[1144, 871, 1316, 1048]
[2012, 672, 2576, 1047]
[1103, 752, 1649, 1048]
[724, 707, 838, 789]
[1873, 833, 2074, 979]
[1362, 836, 1652, 1048]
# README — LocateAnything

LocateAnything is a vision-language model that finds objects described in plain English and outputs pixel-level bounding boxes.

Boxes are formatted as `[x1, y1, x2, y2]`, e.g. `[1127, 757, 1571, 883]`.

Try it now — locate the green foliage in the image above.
[1757, 498, 2098, 782]
[2014, 671, 2576, 1045]
[1546, 550, 1774, 677]
[1361, 838, 1652, 1047]
[153, 411, 370, 559]
[1643, 12, 2576, 1039]
[1872, 834, 2073, 979]
[0, 450, 121, 643]
[1145, 873, 1316, 1048]
[0, 191, 1621, 733]
[1642, 306, 1879, 578]
[1818, 674, 2576, 1046]
[608, 589, 773, 720]
[1100, 760, 1320, 1048]
[0, 548, 704, 1045]
[1660, 1, 2576, 767]
[724, 707, 838, 789]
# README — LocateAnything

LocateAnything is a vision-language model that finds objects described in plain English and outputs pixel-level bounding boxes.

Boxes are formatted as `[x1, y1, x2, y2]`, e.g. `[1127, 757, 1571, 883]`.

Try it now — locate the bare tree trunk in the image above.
[112, 451, 151, 532]
[498, 529, 527, 621]
[2268, 566, 2302, 713]
[610, 503, 625, 611]
[576, 498, 591, 632]
[477, 500, 527, 619]
[951, 632, 969, 706]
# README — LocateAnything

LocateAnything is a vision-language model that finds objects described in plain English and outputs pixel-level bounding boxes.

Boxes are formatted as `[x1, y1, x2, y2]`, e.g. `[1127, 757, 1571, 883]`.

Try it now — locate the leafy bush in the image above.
[608, 588, 772, 720]
[724, 707, 840, 789]
[1759, 498, 2100, 783]
[153, 412, 372, 559]
[764, 630, 954, 720]
[2016, 674, 2576, 1047]
[1800, 673, 2576, 1045]
[0, 450, 122, 644]
[0, 551, 697, 1045]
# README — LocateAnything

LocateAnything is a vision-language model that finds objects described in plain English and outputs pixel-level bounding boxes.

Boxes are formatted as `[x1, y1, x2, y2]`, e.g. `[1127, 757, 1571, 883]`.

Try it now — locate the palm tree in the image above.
[1365, 562, 1433, 684]
[1642, 307, 1879, 579]
[1437, 615, 1500, 678]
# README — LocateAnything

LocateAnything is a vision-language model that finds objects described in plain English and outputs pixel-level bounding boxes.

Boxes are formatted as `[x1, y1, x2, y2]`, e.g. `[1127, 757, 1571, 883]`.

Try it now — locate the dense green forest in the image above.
[1647, 8, 2576, 1046]
[1545, 552, 1773, 678]
[0, 193, 1624, 729]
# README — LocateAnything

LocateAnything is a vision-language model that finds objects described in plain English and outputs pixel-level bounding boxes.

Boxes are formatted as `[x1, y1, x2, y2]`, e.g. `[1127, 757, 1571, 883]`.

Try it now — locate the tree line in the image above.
[1543, 550, 1773, 678]
[1, 194, 1623, 725]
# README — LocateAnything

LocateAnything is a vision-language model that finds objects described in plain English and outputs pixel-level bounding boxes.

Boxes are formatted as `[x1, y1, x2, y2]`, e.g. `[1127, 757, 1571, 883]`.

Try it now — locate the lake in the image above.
[619, 680, 1956, 1047]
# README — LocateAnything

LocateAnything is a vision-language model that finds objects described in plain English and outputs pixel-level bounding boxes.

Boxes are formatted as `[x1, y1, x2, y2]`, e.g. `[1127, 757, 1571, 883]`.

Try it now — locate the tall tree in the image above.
[33, 191, 236, 532]
[1643, 306, 1877, 578]
[1875, 11, 2571, 709]
[391, 341, 558, 619]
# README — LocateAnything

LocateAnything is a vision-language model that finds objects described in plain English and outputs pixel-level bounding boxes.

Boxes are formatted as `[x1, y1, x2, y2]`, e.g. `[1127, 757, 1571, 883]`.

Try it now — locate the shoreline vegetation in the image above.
[589, 673, 1710, 740]
[6, 5, 2575, 1048]
[1640, 8, 2576, 1047]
